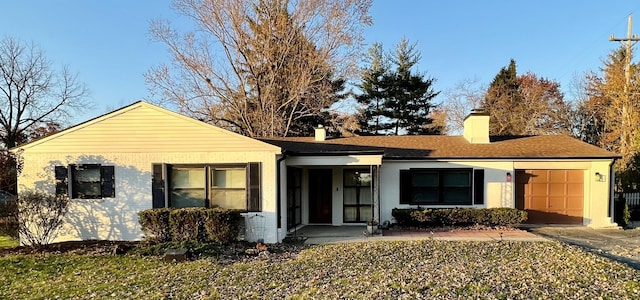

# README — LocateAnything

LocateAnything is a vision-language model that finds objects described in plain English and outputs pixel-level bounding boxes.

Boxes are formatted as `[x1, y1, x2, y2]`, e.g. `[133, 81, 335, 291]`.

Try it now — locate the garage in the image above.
[515, 169, 584, 224]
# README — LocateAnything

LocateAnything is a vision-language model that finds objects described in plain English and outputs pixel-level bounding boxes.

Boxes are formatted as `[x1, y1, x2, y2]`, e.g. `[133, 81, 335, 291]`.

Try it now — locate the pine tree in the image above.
[483, 59, 522, 135]
[382, 38, 440, 135]
[356, 42, 390, 135]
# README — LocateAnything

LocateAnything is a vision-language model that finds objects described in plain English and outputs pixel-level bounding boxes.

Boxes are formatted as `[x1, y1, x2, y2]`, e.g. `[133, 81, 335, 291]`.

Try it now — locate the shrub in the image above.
[614, 194, 631, 228]
[393, 207, 528, 228]
[13, 191, 70, 247]
[169, 208, 207, 243]
[204, 208, 241, 244]
[138, 208, 172, 243]
[392, 208, 420, 227]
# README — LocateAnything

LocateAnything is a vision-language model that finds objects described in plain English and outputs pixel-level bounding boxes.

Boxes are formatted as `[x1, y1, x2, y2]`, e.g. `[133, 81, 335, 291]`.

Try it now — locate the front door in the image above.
[309, 169, 332, 223]
[343, 169, 372, 223]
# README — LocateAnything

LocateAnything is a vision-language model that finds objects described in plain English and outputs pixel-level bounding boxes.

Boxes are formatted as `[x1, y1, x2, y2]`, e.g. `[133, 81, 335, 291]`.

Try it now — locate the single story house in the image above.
[12, 102, 620, 243]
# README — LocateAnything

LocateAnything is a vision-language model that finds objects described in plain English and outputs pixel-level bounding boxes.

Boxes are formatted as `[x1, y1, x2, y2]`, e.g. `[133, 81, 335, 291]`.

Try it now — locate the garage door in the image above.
[515, 170, 584, 224]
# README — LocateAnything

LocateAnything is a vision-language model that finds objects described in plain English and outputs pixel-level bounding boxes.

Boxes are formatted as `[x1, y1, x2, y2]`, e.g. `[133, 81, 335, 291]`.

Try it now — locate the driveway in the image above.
[527, 226, 640, 269]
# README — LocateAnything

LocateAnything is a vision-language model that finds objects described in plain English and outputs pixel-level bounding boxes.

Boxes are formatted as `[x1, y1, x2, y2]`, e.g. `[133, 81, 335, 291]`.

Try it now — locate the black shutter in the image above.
[399, 170, 412, 204]
[54, 166, 68, 196]
[101, 166, 116, 198]
[247, 162, 261, 211]
[69, 164, 77, 198]
[473, 169, 485, 205]
[152, 164, 166, 208]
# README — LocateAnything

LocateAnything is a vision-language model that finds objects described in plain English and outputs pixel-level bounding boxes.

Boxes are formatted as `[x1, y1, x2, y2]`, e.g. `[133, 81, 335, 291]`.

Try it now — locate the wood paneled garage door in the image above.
[515, 170, 584, 224]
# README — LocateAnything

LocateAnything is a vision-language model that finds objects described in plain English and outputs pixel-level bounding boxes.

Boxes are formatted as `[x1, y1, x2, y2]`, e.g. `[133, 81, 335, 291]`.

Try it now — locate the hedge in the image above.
[137, 208, 172, 243]
[138, 207, 242, 244]
[392, 207, 527, 228]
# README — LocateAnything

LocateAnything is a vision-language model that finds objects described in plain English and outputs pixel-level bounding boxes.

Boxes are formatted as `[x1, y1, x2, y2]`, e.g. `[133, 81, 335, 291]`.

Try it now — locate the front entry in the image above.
[309, 169, 333, 223]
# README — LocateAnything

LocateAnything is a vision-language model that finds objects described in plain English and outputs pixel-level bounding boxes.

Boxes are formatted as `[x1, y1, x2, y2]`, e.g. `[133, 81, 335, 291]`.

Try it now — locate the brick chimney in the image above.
[314, 125, 326, 141]
[463, 109, 490, 144]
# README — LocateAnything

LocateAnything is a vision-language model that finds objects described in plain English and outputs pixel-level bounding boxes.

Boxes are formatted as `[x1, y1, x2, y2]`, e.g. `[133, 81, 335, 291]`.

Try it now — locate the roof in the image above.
[261, 135, 619, 159]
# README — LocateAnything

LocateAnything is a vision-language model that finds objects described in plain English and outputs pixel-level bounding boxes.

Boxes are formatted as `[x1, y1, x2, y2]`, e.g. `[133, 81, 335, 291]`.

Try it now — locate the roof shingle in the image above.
[261, 135, 619, 159]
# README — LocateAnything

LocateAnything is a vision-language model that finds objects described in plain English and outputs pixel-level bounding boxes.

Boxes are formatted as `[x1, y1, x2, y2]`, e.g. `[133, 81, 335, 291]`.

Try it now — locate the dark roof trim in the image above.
[285, 150, 385, 156]
[383, 155, 621, 160]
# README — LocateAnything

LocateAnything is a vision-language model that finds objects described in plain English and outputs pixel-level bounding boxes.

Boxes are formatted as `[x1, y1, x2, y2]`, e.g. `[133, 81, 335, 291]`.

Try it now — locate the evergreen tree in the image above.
[356, 42, 390, 135]
[357, 38, 440, 135]
[382, 38, 440, 135]
[483, 59, 523, 135]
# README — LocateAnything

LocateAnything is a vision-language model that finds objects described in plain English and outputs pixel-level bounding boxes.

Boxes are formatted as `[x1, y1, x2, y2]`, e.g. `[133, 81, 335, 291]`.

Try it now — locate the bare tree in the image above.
[147, 0, 372, 138]
[0, 37, 89, 149]
[441, 77, 486, 134]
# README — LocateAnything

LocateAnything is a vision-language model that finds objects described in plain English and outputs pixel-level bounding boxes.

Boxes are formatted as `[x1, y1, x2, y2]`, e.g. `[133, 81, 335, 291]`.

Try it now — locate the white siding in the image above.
[18, 103, 280, 153]
[379, 159, 616, 228]
[18, 151, 279, 243]
[15, 103, 282, 244]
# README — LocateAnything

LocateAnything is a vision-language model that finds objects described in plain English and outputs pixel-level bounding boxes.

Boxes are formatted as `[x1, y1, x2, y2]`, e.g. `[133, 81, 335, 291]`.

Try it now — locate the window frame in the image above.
[163, 163, 261, 212]
[55, 164, 116, 199]
[400, 168, 474, 205]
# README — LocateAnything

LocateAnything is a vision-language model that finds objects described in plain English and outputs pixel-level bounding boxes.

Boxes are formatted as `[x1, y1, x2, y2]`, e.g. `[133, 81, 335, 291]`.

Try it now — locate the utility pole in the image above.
[610, 14, 640, 167]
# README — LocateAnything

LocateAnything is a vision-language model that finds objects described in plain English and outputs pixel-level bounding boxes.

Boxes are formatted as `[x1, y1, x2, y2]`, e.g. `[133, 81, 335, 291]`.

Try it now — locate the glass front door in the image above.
[343, 169, 372, 223]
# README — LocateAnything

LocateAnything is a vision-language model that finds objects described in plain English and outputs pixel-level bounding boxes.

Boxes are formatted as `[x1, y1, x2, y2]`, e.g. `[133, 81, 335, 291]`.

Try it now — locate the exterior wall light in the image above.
[595, 172, 606, 182]
[506, 172, 512, 182]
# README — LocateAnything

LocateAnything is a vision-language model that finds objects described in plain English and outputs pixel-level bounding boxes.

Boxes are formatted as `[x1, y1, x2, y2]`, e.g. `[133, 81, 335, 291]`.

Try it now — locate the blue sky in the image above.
[1, 1, 638, 124]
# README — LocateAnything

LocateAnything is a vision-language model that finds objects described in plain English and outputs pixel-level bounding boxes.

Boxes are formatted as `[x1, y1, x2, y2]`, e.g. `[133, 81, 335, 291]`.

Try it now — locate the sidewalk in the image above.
[299, 226, 546, 244]
[381, 229, 547, 242]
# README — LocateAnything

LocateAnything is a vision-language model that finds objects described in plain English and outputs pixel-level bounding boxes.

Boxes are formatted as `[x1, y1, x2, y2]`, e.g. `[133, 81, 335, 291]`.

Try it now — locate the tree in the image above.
[517, 72, 571, 135]
[147, 0, 372, 138]
[483, 59, 522, 135]
[383, 38, 440, 135]
[482, 59, 571, 135]
[441, 77, 486, 134]
[0, 37, 88, 149]
[357, 38, 440, 135]
[356, 42, 390, 135]
[574, 47, 640, 182]
[572, 71, 608, 146]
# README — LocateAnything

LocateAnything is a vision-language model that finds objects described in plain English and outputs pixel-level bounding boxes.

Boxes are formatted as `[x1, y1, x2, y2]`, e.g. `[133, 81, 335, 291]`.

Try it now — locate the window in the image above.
[152, 163, 261, 211]
[400, 169, 473, 205]
[286, 167, 302, 229]
[343, 169, 372, 223]
[55, 164, 115, 199]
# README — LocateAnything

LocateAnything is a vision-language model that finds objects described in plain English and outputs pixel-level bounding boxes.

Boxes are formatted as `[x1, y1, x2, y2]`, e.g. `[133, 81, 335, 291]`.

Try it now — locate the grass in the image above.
[1, 240, 639, 299]
[0, 235, 17, 248]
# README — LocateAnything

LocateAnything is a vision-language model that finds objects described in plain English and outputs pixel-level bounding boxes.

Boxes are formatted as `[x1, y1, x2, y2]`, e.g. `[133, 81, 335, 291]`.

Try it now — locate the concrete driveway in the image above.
[527, 226, 640, 269]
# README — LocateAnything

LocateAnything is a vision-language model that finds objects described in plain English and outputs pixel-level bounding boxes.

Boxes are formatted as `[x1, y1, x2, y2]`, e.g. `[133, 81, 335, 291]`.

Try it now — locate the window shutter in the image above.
[247, 163, 261, 211]
[152, 164, 166, 208]
[69, 164, 78, 199]
[54, 166, 68, 196]
[399, 170, 412, 204]
[473, 169, 485, 205]
[101, 166, 115, 198]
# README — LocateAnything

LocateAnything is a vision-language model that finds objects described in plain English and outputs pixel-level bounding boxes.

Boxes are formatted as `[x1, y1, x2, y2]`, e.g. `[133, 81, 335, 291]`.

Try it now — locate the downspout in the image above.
[276, 151, 287, 230]
[609, 158, 617, 222]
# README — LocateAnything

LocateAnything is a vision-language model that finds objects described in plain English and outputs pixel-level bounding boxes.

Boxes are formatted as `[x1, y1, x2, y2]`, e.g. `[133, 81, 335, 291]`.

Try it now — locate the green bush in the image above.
[393, 207, 528, 228]
[139, 207, 242, 244]
[169, 208, 207, 243]
[204, 208, 241, 244]
[137, 208, 172, 243]
[614, 194, 631, 228]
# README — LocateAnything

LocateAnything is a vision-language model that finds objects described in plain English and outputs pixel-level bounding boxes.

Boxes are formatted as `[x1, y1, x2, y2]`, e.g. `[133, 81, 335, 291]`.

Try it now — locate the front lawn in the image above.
[1, 240, 639, 299]
[0, 235, 17, 248]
